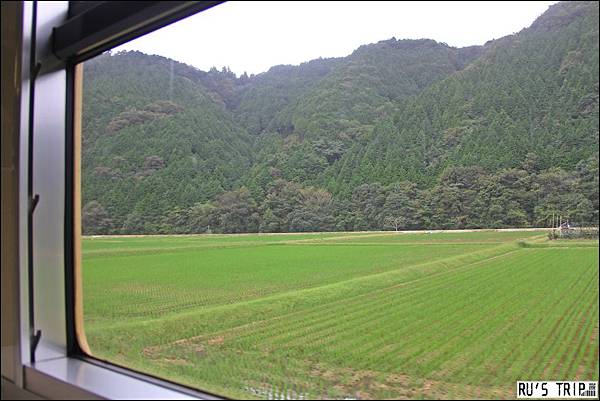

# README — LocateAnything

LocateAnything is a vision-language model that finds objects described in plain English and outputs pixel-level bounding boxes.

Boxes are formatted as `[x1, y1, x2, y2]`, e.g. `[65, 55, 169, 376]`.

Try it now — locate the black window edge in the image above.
[54, 1, 224, 64]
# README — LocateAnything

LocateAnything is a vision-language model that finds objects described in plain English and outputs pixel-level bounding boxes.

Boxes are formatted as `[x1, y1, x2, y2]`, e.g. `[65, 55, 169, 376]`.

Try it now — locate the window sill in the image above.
[24, 357, 205, 400]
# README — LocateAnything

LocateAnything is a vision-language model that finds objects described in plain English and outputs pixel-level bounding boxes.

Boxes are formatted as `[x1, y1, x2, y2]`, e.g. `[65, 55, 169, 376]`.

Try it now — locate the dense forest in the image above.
[82, 1, 599, 234]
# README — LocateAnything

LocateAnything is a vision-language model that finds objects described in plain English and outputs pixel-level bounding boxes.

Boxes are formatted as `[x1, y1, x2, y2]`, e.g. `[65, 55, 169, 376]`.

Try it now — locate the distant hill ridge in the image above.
[82, 1, 599, 234]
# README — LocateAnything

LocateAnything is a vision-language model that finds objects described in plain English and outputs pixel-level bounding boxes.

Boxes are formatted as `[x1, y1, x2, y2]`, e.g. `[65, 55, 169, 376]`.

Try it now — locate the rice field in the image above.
[82, 230, 599, 399]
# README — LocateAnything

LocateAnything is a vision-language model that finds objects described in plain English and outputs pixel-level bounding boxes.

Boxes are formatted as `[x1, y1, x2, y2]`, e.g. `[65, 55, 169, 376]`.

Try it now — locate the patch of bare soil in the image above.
[208, 336, 225, 345]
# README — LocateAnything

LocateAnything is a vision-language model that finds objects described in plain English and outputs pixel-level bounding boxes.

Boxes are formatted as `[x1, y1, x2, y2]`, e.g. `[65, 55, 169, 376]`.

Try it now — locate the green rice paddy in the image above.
[82, 230, 599, 399]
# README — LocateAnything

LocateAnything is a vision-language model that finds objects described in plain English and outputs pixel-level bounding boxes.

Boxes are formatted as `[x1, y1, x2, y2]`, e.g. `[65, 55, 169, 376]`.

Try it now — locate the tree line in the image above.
[83, 156, 598, 235]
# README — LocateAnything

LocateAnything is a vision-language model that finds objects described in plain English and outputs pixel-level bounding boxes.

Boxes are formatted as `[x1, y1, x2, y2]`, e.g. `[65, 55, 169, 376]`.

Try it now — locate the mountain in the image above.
[326, 0, 599, 191]
[81, 1, 599, 234]
[81, 52, 253, 233]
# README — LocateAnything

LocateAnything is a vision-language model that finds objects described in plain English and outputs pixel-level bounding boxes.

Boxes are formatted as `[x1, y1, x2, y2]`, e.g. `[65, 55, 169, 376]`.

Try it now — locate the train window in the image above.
[73, 1, 599, 400]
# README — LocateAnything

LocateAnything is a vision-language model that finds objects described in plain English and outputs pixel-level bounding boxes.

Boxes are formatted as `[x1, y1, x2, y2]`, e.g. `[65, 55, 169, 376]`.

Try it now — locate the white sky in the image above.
[114, 1, 557, 76]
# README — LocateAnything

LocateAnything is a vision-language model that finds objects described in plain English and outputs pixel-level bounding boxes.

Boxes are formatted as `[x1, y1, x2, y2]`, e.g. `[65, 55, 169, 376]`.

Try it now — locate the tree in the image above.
[575, 156, 599, 225]
[475, 169, 533, 228]
[532, 168, 583, 226]
[383, 181, 420, 230]
[384, 216, 407, 231]
[184, 202, 217, 233]
[351, 183, 386, 230]
[213, 187, 259, 233]
[260, 180, 303, 232]
[82, 201, 113, 235]
[122, 211, 145, 234]
[259, 208, 281, 233]
[428, 167, 486, 229]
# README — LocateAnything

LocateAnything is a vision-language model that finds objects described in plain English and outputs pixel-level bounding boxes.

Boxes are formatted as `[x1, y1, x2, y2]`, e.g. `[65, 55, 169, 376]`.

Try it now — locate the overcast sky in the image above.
[114, 1, 557, 76]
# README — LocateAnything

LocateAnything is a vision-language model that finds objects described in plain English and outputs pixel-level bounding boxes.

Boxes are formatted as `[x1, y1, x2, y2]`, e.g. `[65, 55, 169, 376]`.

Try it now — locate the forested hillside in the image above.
[327, 0, 599, 191]
[82, 52, 253, 233]
[82, 1, 599, 234]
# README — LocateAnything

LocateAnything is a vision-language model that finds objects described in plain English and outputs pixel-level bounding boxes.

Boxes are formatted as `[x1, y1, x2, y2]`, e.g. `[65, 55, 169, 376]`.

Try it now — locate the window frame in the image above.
[16, 1, 227, 399]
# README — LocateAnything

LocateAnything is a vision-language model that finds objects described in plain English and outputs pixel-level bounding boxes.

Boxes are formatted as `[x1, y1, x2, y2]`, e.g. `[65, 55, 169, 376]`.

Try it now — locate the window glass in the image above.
[80, 2, 599, 399]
